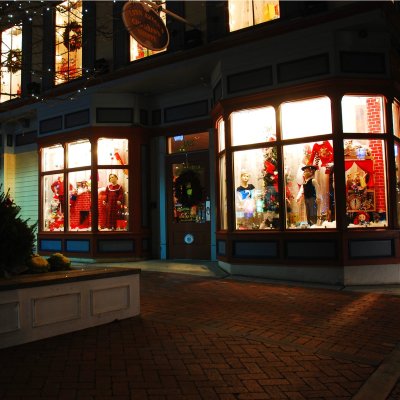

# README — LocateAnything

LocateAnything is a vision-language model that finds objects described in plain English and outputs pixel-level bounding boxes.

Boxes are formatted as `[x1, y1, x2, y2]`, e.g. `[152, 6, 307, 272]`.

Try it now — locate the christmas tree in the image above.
[0, 186, 37, 276]
[263, 146, 279, 212]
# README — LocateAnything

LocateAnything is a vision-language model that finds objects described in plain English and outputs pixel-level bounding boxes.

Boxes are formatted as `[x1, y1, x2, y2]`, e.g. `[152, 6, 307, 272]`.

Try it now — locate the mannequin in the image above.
[296, 165, 321, 226]
[236, 171, 256, 218]
[102, 174, 124, 229]
[51, 175, 72, 213]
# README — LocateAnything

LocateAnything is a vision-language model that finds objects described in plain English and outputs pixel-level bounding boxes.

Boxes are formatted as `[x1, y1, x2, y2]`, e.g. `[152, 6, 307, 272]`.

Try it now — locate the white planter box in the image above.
[0, 267, 140, 349]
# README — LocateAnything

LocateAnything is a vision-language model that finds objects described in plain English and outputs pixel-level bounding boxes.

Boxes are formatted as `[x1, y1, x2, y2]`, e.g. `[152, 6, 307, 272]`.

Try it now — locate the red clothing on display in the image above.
[104, 184, 124, 229]
[309, 141, 334, 171]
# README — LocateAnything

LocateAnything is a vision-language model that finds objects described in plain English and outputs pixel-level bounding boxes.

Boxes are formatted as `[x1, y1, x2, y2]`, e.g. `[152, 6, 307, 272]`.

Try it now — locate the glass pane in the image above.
[231, 106, 276, 146]
[219, 155, 227, 229]
[218, 119, 225, 152]
[229, 0, 253, 31]
[342, 95, 385, 134]
[395, 142, 400, 226]
[167, 132, 209, 154]
[67, 139, 91, 168]
[234, 147, 280, 230]
[0, 25, 22, 103]
[43, 174, 69, 231]
[345, 139, 387, 227]
[281, 97, 332, 139]
[69, 170, 91, 231]
[42, 144, 64, 171]
[98, 138, 129, 166]
[172, 163, 206, 223]
[98, 170, 129, 231]
[253, 0, 280, 24]
[55, 0, 83, 84]
[284, 140, 335, 229]
[229, 0, 279, 32]
[393, 102, 400, 138]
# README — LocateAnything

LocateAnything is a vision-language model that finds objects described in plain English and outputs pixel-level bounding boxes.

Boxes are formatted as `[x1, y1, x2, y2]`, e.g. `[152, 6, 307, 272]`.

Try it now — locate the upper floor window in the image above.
[55, 0, 83, 85]
[130, 2, 167, 61]
[228, 0, 280, 32]
[0, 25, 22, 102]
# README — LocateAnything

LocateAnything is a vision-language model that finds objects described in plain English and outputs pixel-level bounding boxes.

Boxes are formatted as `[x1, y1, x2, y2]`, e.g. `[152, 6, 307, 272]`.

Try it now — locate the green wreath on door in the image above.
[173, 170, 203, 207]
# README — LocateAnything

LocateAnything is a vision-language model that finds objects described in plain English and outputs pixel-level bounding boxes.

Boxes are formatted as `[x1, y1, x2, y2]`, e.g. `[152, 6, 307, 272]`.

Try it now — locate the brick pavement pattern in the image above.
[1, 271, 400, 399]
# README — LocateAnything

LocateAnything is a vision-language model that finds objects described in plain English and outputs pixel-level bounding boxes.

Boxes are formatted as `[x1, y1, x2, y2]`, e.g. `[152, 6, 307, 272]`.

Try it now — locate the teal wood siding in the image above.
[15, 151, 38, 227]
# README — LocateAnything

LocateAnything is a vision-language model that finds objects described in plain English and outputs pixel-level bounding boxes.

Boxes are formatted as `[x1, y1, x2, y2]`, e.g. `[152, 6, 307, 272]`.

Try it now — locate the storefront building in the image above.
[0, 1, 399, 284]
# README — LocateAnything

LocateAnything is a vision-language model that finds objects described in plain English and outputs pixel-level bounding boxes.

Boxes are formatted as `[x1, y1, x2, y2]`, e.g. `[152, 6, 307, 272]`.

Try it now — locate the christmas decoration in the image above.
[174, 169, 203, 207]
[63, 21, 82, 51]
[262, 146, 279, 212]
[3, 49, 22, 73]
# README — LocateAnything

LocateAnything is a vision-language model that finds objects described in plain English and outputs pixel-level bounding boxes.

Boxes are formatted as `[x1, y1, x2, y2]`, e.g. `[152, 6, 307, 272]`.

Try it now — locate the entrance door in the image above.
[167, 152, 211, 260]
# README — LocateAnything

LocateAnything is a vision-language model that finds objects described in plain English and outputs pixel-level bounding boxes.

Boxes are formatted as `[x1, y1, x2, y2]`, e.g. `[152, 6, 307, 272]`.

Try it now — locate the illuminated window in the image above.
[167, 132, 209, 154]
[395, 142, 400, 226]
[41, 138, 130, 232]
[284, 141, 335, 229]
[231, 106, 276, 146]
[392, 101, 400, 138]
[55, 0, 83, 85]
[228, 0, 280, 32]
[281, 97, 332, 140]
[342, 95, 385, 134]
[129, 2, 166, 61]
[0, 25, 22, 103]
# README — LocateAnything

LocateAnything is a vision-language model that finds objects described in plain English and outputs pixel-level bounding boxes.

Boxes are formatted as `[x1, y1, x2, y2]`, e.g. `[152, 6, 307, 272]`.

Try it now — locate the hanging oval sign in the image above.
[122, 1, 169, 51]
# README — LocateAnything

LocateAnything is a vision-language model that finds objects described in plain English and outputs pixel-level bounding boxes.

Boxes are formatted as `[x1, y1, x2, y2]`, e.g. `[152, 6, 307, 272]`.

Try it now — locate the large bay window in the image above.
[41, 138, 129, 232]
[55, 0, 83, 84]
[218, 94, 391, 232]
[1, 25, 22, 102]
[228, 0, 280, 32]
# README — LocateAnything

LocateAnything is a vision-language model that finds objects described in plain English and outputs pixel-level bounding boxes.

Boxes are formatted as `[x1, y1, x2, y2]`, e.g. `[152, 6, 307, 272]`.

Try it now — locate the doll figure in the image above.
[102, 174, 124, 230]
[296, 165, 321, 226]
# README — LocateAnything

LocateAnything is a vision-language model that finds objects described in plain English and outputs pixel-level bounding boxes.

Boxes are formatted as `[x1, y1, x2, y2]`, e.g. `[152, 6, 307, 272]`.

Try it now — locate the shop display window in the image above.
[42, 144, 64, 171]
[55, 0, 83, 85]
[219, 155, 227, 230]
[234, 147, 280, 230]
[167, 132, 209, 154]
[41, 138, 130, 232]
[283, 140, 335, 229]
[67, 140, 91, 168]
[393, 101, 400, 138]
[342, 95, 385, 133]
[98, 138, 129, 165]
[229, 0, 280, 32]
[43, 174, 67, 231]
[69, 170, 91, 231]
[345, 139, 387, 228]
[231, 106, 276, 146]
[98, 169, 129, 231]
[395, 142, 400, 226]
[130, 3, 166, 61]
[281, 97, 332, 140]
[0, 25, 22, 103]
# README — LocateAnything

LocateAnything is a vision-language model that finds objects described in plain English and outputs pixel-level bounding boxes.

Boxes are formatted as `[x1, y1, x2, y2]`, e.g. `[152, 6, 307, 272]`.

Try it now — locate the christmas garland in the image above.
[4, 49, 22, 73]
[63, 21, 82, 52]
[173, 169, 203, 207]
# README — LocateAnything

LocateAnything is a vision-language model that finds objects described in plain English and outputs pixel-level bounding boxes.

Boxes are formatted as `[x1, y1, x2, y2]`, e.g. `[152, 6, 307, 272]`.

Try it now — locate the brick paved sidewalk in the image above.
[1, 271, 400, 399]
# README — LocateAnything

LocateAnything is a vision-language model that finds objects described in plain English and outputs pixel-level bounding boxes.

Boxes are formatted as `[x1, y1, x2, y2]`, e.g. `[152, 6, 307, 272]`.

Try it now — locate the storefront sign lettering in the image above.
[122, 1, 169, 51]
